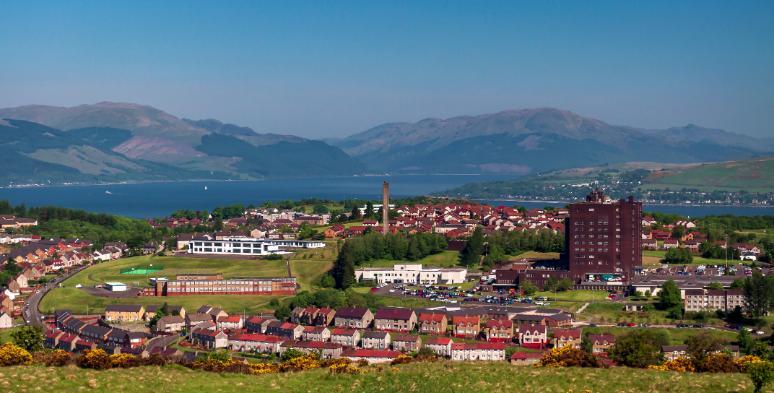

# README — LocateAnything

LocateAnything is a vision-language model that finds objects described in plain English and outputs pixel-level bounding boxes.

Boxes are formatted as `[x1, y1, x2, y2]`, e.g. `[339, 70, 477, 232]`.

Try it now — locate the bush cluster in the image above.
[0, 343, 33, 366]
[539, 346, 601, 368]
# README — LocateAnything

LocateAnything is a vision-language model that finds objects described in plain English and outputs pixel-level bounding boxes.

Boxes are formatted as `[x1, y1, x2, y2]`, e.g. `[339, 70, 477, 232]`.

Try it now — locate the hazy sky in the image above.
[1, 1, 773, 138]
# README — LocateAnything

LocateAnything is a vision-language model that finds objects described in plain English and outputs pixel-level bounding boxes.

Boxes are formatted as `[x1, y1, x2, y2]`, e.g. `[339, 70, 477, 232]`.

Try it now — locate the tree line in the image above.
[330, 232, 448, 289]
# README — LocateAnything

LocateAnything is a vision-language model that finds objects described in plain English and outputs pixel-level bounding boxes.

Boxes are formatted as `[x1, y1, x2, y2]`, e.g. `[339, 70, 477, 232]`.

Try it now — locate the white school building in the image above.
[188, 236, 325, 256]
[355, 264, 467, 285]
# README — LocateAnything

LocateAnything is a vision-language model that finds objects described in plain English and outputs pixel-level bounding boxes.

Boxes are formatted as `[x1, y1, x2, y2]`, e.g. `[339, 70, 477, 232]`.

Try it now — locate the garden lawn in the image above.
[0, 362, 754, 393]
[534, 290, 609, 302]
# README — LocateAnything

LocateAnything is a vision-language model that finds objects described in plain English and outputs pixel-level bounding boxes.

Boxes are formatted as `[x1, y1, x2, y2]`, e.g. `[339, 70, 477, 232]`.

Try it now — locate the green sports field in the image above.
[40, 253, 334, 315]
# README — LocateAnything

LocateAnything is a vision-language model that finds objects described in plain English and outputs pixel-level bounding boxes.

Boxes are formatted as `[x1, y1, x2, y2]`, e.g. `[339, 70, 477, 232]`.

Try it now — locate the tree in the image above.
[459, 227, 484, 268]
[521, 281, 538, 296]
[739, 328, 755, 355]
[556, 278, 574, 292]
[708, 282, 724, 290]
[332, 243, 356, 289]
[658, 280, 682, 311]
[686, 331, 724, 365]
[609, 330, 668, 368]
[746, 361, 774, 393]
[350, 206, 362, 220]
[11, 326, 43, 352]
[544, 277, 558, 292]
[744, 272, 774, 319]
[663, 247, 693, 264]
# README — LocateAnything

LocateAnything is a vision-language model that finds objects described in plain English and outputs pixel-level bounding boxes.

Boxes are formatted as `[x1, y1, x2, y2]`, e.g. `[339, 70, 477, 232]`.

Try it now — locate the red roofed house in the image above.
[510, 351, 543, 366]
[330, 328, 360, 347]
[391, 334, 422, 352]
[191, 329, 228, 349]
[518, 324, 548, 349]
[452, 315, 481, 338]
[280, 340, 343, 359]
[450, 342, 506, 361]
[484, 319, 513, 343]
[342, 349, 402, 364]
[334, 307, 374, 329]
[216, 315, 244, 330]
[418, 313, 448, 335]
[588, 334, 616, 355]
[228, 333, 284, 353]
[373, 308, 417, 332]
[301, 326, 331, 342]
[551, 328, 582, 349]
[423, 336, 453, 357]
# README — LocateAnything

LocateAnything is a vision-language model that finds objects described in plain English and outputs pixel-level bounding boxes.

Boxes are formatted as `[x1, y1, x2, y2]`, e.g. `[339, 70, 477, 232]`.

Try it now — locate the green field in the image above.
[643, 250, 744, 266]
[0, 362, 755, 393]
[360, 251, 460, 268]
[40, 253, 334, 315]
[581, 326, 739, 345]
[642, 157, 774, 192]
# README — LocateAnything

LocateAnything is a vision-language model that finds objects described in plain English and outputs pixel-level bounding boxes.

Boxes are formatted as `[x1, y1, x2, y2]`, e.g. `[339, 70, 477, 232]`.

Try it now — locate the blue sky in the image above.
[1, 1, 773, 138]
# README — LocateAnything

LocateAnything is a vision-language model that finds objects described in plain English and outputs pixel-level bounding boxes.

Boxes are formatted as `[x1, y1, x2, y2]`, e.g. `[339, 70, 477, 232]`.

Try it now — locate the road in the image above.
[23, 265, 87, 328]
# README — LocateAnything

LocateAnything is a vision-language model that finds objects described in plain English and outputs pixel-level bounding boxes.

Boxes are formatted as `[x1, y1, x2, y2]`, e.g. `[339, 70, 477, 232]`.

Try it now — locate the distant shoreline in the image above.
[466, 197, 774, 209]
[0, 173, 489, 190]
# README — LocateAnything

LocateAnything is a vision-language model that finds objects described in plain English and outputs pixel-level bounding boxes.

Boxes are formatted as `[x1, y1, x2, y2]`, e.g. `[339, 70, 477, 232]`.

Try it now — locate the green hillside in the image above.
[644, 157, 774, 192]
[1, 362, 755, 393]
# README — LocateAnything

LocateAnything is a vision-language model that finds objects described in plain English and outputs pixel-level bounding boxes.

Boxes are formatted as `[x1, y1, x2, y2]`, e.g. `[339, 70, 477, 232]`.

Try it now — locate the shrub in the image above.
[249, 362, 279, 374]
[109, 353, 140, 368]
[0, 343, 33, 366]
[648, 357, 695, 372]
[539, 346, 601, 368]
[697, 353, 741, 373]
[77, 349, 112, 370]
[746, 360, 774, 393]
[279, 355, 321, 372]
[191, 359, 232, 372]
[329, 362, 362, 375]
[390, 354, 412, 365]
[34, 349, 72, 367]
[736, 355, 764, 368]
[142, 354, 167, 366]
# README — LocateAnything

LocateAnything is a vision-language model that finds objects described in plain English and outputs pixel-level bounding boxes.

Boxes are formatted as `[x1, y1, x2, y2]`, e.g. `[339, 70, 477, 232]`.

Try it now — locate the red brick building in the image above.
[566, 190, 642, 283]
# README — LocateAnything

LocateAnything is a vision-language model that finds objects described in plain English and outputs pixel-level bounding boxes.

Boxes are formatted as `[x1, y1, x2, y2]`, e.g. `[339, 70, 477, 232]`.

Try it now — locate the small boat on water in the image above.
[204, 186, 208, 191]
[105, 190, 112, 195]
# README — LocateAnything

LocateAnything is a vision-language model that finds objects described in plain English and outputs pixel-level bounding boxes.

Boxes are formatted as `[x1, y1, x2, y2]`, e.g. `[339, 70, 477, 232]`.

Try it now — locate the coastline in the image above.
[465, 197, 774, 209]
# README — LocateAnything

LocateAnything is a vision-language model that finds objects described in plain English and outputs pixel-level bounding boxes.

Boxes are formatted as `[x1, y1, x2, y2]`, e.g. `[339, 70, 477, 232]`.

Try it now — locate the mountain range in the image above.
[0, 102, 363, 184]
[1, 103, 772, 185]
[332, 108, 774, 174]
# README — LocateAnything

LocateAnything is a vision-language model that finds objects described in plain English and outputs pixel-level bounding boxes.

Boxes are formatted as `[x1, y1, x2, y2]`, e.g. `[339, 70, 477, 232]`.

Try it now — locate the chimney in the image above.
[382, 181, 390, 235]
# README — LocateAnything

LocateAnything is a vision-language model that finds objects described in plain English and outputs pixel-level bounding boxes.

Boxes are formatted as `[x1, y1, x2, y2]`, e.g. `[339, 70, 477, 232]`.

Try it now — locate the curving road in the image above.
[24, 265, 87, 328]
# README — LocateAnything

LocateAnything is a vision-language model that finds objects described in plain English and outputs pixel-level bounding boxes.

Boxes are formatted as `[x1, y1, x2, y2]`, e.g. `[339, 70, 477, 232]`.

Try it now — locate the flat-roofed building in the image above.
[355, 264, 467, 285]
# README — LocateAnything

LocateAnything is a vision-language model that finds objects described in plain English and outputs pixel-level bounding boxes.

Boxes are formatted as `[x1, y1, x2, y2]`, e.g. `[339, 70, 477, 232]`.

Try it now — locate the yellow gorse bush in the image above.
[0, 343, 33, 366]
[647, 357, 695, 372]
[279, 355, 321, 372]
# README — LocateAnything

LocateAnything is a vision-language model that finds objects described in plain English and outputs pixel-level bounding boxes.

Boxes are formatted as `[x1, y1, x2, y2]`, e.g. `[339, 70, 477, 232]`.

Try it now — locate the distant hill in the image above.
[436, 157, 774, 203]
[334, 108, 774, 174]
[644, 157, 774, 192]
[0, 102, 364, 184]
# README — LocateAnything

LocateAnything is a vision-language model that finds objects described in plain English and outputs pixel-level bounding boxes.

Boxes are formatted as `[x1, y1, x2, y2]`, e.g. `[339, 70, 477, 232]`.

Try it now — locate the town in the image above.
[0, 183, 772, 393]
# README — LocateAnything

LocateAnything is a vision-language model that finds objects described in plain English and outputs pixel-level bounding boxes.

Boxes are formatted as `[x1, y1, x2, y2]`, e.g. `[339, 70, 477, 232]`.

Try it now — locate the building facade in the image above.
[566, 191, 642, 283]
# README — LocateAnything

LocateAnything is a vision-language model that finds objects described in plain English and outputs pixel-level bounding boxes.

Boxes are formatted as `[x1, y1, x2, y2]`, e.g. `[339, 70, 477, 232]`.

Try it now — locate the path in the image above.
[576, 302, 590, 314]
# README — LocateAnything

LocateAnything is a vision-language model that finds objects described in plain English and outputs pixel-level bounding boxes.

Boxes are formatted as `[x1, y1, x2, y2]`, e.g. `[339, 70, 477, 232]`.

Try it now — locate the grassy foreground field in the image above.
[1, 362, 755, 393]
